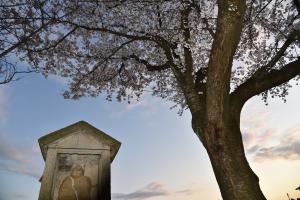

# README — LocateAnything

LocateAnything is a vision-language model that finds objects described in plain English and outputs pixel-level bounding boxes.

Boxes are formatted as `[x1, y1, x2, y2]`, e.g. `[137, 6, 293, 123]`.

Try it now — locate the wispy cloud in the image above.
[0, 193, 29, 200]
[241, 103, 279, 152]
[175, 189, 194, 195]
[112, 182, 194, 200]
[0, 86, 41, 178]
[48, 74, 69, 85]
[0, 133, 41, 178]
[0, 134, 32, 163]
[108, 94, 159, 119]
[254, 124, 300, 162]
[241, 102, 300, 162]
[112, 182, 169, 200]
[0, 86, 8, 123]
[9, 193, 29, 199]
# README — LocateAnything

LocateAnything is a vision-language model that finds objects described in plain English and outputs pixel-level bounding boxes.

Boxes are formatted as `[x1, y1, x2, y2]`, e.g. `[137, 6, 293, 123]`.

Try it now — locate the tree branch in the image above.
[230, 29, 300, 110]
[67, 21, 185, 90]
[60, 20, 182, 73]
[124, 55, 171, 71]
[60, 20, 166, 45]
[231, 58, 300, 108]
[206, 0, 246, 122]
[202, 18, 215, 39]
[191, 1, 216, 38]
[87, 39, 136, 75]
[27, 26, 78, 53]
[180, 3, 193, 75]
[0, 21, 50, 58]
[0, 59, 36, 84]
[252, 30, 300, 77]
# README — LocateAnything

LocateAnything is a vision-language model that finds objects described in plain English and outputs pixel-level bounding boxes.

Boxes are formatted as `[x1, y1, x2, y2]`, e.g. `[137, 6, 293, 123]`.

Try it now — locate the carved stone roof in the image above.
[38, 121, 121, 162]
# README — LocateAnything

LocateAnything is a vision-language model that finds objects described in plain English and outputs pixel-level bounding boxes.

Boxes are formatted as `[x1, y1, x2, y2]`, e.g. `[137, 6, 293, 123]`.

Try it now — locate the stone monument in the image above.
[38, 121, 121, 200]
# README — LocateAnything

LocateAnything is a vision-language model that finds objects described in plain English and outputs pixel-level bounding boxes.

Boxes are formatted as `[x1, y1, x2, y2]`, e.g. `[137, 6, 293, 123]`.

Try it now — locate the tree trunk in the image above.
[192, 109, 267, 200]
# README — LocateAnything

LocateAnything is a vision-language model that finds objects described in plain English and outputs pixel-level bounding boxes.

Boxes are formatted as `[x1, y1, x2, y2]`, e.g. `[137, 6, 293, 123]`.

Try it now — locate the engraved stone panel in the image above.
[52, 153, 100, 200]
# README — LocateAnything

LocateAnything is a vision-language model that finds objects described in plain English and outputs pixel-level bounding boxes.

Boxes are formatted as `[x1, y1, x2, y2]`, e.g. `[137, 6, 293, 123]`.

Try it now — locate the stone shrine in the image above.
[38, 121, 121, 200]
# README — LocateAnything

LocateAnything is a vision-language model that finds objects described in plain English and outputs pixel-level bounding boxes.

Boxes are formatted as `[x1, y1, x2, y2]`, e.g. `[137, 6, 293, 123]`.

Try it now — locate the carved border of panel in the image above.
[39, 148, 111, 200]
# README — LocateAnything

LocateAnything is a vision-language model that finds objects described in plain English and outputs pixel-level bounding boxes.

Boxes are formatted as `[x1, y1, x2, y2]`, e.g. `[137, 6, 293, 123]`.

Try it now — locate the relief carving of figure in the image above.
[58, 165, 91, 200]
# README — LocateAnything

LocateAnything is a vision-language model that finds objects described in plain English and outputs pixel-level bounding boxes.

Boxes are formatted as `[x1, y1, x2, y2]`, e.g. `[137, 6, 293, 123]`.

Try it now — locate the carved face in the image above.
[71, 165, 84, 178]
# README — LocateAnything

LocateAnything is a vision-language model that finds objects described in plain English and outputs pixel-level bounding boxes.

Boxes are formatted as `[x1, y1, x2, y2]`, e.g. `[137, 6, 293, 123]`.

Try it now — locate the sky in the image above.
[0, 72, 300, 200]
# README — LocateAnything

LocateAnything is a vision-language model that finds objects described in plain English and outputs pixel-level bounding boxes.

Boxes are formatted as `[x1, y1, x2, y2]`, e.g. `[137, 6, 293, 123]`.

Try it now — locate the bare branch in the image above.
[0, 59, 36, 84]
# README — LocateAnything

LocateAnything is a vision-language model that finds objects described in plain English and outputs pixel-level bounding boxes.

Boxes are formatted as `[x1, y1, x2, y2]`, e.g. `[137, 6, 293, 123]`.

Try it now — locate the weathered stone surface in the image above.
[38, 121, 121, 200]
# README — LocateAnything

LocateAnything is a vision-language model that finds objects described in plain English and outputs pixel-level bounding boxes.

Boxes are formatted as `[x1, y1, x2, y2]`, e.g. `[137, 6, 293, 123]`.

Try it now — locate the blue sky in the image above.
[0, 73, 300, 200]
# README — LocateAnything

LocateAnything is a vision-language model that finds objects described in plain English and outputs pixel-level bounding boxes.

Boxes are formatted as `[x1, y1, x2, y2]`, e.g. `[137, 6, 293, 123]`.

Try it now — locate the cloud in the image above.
[9, 194, 29, 199]
[112, 182, 194, 200]
[0, 86, 8, 123]
[0, 134, 32, 163]
[0, 161, 40, 178]
[241, 102, 300, 162]
[253, 124, 300, 162]
[112, 182, 169, 200]
[0, 133, 41, 178]
[255, 141, 300, 161]
[241, 103, 279, 152]
[108, 93, 159, 119]
[175, 189, 194, 195]
[0, 87, 41, 179]
[48, 74, 69, 85]
[0, 193, 29, 200]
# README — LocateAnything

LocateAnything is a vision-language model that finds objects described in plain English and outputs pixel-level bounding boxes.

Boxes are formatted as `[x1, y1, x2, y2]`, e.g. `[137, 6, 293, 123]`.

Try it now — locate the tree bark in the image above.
[190, 1, 268, 199]
[192, 105, 267, 200]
